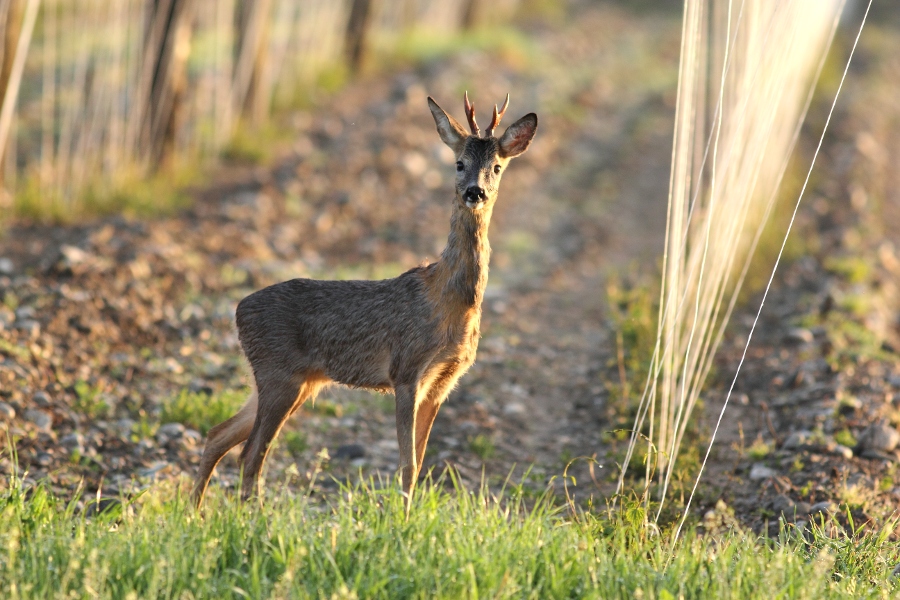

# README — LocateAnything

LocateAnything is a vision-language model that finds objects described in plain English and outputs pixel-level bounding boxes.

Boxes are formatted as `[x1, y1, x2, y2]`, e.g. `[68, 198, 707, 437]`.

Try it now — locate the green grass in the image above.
[605, 273, 658, 421]
[8, 165, 198, 226]
[382, 26, 537, 71]
[0, 469, 898, 599]
[220, 120, 300, 165]
[159, 388, 248, 435]
[467, 434, 497, 461]
[283, 430, 309, 456]
[72, 380, 110, 419]
[0, 339, 30, 362]
[746, 437, 773, 461]
[835, 428, 858, 449]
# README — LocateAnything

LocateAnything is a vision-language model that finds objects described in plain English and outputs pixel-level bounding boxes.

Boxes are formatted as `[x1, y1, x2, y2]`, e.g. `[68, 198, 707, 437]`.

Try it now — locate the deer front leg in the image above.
[394, 383, 419, 509]
[414, 398, 440, 479]
[414, 370, 459, 480]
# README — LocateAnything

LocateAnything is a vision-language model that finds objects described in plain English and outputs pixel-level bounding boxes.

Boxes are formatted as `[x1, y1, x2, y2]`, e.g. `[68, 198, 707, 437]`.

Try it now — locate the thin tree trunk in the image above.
[0, 0, 38, 191]
[461, 0, 483, 30]
[0, 0, 22, 189]
[344, 0, 372, 74]
[233, 0, 271, 126]
[137, 0, 195, 170]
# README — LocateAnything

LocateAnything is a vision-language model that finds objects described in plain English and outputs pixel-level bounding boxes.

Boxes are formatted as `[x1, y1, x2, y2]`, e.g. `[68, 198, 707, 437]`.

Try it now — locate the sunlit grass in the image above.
[383, 25, 536, 71]
[0, 467, 897, 599]
[7, 165, 197, 226]
[160, 388, 248, 435]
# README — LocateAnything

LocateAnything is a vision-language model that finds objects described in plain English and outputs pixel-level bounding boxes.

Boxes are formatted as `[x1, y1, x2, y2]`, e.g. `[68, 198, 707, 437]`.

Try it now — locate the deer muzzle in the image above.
[464, 185, 486, 209]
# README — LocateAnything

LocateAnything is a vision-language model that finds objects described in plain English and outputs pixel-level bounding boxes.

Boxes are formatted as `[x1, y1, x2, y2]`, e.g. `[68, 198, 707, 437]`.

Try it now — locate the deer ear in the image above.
[428, 97, 468, 153]
[498, 113, 538, 159]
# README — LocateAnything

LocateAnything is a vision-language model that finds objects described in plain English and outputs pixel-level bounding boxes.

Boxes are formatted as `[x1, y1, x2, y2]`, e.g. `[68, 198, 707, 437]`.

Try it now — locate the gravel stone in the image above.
[33, 391, 52, 408]
[59, 244, 90, 266]
[14, 306, 36, 321]
[24, 409, 52, 432]
[183, 428, 203, 446]
[0, 402, 15, 420]
[156, 422, 186, 442]
[749, 463, 777, 480]
[808, 501, 837, 516]
[502, 402, 527, 415]
[771, 494, 796, 517]
[114, 418, 136, 439]
[857, 421, 900, 453]
[785, 327, 814, 344]
[60, 433, 85, 452]
[333, 444, 366, 460]
[832, 444, 854, 459]
[134, 439, 156, 456]
[138, 462, 172, 479]
[782, 430, 812, 450]
[14, 319, 40, 337]
[0, 257, 13, 275]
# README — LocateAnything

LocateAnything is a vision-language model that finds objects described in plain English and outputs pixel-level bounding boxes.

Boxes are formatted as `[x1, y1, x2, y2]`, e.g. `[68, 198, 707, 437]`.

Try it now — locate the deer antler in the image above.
[486, 94, 510, 138]
[464, 91, 480, 137]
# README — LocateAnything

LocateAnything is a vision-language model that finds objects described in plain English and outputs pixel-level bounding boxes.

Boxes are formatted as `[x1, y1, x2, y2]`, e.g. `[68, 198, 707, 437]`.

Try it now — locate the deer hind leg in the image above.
[192, 389, 258, 508]
[238, 373, 322, 503]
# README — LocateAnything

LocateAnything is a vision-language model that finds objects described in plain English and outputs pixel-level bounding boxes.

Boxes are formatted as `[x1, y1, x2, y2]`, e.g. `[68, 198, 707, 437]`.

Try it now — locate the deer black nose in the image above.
[465, 186, 486, 201]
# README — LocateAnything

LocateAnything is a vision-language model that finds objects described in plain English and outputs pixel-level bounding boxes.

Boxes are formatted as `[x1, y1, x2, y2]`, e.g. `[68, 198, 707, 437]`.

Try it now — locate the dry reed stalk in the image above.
[617, 0, 846, 519]
[104, 0, 128, 176]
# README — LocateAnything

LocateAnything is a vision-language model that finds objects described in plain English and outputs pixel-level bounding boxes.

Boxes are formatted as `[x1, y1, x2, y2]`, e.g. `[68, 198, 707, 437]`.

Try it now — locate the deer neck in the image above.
[431, 202, 493, 311]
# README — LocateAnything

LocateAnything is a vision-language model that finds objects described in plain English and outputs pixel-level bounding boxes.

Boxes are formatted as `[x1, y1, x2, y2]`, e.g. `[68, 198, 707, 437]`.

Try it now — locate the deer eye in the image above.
[493, 164, 502, 174]
[456, 161, 464, 172]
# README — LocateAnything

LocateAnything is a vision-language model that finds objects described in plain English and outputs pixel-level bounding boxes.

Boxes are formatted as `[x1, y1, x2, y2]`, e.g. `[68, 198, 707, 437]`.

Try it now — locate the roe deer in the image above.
[191, 93, 538, 508]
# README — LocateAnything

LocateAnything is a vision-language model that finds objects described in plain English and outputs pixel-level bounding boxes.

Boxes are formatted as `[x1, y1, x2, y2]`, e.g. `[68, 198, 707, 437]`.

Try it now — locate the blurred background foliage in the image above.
[0, 0, 535, 222]
[0, 0, 896, 225]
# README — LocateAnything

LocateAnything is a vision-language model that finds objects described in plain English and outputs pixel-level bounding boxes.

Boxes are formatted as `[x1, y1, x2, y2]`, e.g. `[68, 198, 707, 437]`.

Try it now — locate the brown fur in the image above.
[191, 95, 538, 508]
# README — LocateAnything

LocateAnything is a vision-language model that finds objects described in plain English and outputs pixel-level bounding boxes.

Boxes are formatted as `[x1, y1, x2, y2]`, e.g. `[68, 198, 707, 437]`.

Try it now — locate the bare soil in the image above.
[0, 4, 898, 532]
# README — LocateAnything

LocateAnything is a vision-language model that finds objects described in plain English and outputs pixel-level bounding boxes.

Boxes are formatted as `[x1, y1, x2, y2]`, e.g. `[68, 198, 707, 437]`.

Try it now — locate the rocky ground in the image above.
[0, 4, 898, 533]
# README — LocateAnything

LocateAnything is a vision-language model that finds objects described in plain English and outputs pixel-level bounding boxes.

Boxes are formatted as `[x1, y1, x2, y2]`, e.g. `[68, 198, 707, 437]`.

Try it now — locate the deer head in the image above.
[428, 93, 538, 211]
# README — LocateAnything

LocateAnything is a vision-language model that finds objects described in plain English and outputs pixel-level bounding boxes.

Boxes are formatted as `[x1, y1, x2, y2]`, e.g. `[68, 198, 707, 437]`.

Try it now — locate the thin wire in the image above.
[670, 0, 873, 553]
